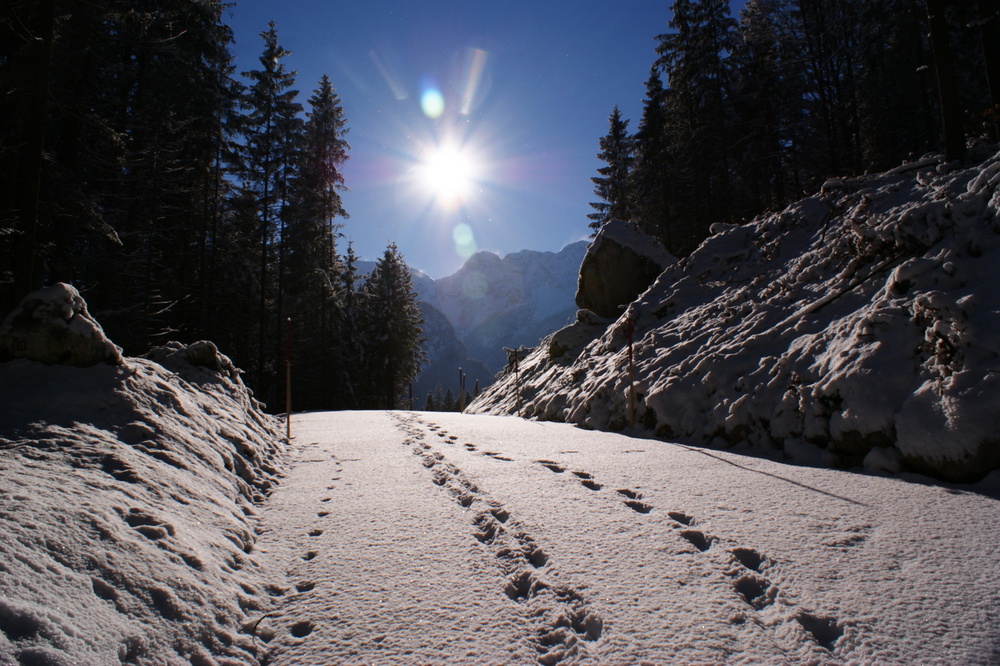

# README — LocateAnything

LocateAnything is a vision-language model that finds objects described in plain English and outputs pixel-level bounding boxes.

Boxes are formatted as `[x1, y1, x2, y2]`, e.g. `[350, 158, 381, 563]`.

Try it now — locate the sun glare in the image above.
[418, 143, 477, 208]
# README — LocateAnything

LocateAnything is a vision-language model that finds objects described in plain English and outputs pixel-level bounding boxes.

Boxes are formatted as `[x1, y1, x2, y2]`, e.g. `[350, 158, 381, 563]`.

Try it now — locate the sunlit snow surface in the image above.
[1, 372, 998, 664]
[257, 411, 1000, 665]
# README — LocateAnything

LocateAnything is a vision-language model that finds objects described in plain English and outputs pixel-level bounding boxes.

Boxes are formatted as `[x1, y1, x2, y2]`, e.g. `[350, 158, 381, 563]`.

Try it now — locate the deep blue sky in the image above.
[226, 2, 734, 278]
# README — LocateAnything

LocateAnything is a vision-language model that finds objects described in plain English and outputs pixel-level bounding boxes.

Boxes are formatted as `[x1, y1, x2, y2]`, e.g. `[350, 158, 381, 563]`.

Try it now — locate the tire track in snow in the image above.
[392, 412, 604, 665]
[526, 455, 847, 658]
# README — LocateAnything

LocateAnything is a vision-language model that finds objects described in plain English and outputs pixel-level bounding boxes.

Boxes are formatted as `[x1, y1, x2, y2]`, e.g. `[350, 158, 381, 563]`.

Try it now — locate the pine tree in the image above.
[283, 74, 351, 410]
[359, 243, 426, 409]
[629, 69, 674, 247]
[588, 106, 634, 235]
[657, 0, 738, 254]
[236, 21, 303, 403]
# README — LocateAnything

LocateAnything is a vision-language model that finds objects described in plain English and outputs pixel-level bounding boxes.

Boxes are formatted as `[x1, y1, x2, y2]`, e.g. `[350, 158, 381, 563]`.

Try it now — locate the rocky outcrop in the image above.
[576, 220, 675, 318]
[0, 282, 123, 366]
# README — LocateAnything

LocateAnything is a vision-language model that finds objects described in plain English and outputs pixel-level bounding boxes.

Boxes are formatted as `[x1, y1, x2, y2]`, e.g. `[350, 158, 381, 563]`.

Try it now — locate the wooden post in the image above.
[285, 317, 292, 443]
[627, 314, 636, 429]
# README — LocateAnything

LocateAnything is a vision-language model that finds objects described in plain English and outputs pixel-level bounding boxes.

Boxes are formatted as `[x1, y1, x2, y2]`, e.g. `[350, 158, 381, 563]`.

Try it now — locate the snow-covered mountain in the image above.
[353, 244, 586, 402]
[469, 148, 1000, 484]
[412, 242, 587, 398]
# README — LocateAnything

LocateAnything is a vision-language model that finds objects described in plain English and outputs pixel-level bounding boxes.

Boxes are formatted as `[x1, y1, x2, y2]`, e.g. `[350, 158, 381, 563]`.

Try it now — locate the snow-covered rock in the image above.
[0, 334, 283, 662]
[576, 220, 675, 318]
[469, 150, 1000, 483]
[0, 282, 123, 367]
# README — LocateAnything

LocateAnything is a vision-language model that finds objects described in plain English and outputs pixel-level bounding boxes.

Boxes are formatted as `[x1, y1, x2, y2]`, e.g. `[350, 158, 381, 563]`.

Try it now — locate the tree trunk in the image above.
[15, 0, 56, 297]
[925, 0, 965, 161]
[977, 0, 1000, 140]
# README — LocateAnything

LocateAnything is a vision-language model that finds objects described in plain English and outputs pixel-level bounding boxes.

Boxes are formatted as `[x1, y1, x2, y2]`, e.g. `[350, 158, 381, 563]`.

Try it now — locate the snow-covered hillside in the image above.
[469, 149, 1000, 483]
[0, 341, 283, 664]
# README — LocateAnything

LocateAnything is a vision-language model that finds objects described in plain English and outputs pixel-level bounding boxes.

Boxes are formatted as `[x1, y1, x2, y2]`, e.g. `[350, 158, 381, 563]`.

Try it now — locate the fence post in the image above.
[285, 317, 292, 443]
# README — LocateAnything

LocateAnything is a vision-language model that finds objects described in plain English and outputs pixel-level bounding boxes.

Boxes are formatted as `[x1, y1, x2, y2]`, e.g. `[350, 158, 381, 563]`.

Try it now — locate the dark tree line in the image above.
[0, 1, 423, 411]
[590, 0, 1000, 257]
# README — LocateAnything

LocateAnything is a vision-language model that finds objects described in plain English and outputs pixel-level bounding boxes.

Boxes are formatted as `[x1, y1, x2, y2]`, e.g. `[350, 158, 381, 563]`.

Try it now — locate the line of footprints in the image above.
[531, 456, 843, 653]
[405, 415, 843, 657]
[242, 447, 346, 651]
[394, 414, 603, 666]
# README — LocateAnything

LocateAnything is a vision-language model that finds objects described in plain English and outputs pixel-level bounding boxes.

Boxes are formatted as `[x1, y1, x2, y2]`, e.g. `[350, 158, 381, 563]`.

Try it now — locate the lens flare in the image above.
[420, 88, 445, 118]
[460, 48, 489, 115]
[453, 223, 478, 259]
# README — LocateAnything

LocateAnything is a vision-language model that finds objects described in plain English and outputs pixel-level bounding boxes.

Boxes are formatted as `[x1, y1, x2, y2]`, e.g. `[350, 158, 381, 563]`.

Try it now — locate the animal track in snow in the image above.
[289, 619, 314, 638]
[580, 479, 602, 491]
[731, 547, 766, 572]
[308, 529, 323, 537]
[679, 529, 711, 551]
[616, 488, 642, 500]
[667, 511, 694, 526]
[484, 451, 512, 461]
[392, 414, 601, 663]
[295, 581, 315, 593]
[734, 574, 774, 609]
[796, 612, 843, 650]
[536, 460, 566, 473]
[302, 551, 318, 561]
[571, 471, 593, 479]
[624, 500, 653, 514]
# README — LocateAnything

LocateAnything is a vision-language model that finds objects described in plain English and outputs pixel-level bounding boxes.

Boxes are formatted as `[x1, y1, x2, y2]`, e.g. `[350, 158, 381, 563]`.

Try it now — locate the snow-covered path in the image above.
[253, 411, 1000, 665]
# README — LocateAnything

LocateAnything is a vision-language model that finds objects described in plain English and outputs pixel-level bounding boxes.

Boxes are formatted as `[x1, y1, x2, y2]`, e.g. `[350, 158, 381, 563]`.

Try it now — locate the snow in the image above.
[470, 149, 1000, 483]
[591, 219, 675, 270]
[3, 372, 999, 663]
[0, 283, 122, 367]
[0, 346, 283, 665]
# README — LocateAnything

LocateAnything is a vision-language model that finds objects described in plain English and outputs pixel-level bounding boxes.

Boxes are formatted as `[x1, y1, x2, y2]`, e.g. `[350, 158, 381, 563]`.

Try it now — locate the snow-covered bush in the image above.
[469, 150, 1000, 483]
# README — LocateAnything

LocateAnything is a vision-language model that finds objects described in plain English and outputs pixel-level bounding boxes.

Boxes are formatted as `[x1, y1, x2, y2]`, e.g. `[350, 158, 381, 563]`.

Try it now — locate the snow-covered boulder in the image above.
[0, 282, 122, 366]
[470, 150, 1000, 483]
[576, 220, 675, 318]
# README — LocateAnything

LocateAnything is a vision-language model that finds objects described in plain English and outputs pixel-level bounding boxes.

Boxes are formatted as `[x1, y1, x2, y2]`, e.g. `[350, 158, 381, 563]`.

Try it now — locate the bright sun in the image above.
[418, 143, 477, 208]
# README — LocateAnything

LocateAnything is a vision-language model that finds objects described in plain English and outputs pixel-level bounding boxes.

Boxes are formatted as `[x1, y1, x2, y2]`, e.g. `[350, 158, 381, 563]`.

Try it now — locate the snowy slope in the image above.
[0, 345, 283, 665]
[256, 411, 1000, 665]
[469, 149, 1000, 483]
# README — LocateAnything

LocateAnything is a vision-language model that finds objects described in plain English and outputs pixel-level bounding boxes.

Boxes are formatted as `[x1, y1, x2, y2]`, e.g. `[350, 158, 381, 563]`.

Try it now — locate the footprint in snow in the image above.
[680, 529, 711, 551]
[617, 488, 642, 500]
[290, 619, 315, 638]
[731, 547, 766, 572]
[308, 529, 323, 537]
[796, 612, 843, 650]
[295, 581, 315, 593]
[734, 574, 774, 610]
[668, 511, 694, 526]
[536, 460, 565, 473]
[302, 551, 318, 561]
[581, 479, 603, 491]
[624, 500, 653, 514]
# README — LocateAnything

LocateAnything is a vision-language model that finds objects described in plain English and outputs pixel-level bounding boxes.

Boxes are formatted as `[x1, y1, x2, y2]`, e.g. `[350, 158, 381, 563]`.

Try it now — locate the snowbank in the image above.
[0, 282, 122, 366]
[469, 148, 1000, 483]
[0, 331, 283, 663]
